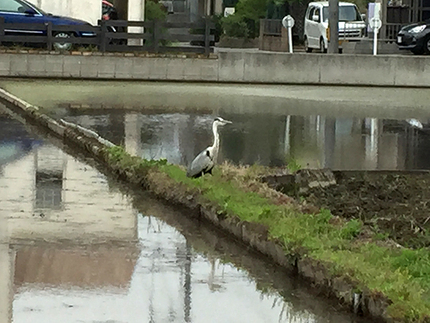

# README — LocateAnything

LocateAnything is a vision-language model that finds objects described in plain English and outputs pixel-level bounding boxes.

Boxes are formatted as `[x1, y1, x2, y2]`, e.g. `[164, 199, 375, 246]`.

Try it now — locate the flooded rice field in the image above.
[2, 79, 430, 171]
[1, 78, 430, 322]
[0, 114, 371, 323]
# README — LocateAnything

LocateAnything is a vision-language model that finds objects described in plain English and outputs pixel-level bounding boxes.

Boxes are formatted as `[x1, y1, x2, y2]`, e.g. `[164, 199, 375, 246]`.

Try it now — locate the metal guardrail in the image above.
[0, 17, 215, 55]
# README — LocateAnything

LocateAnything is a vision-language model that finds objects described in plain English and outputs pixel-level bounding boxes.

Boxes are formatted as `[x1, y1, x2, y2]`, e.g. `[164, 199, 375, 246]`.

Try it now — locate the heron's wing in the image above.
[187, 149, 214, 178]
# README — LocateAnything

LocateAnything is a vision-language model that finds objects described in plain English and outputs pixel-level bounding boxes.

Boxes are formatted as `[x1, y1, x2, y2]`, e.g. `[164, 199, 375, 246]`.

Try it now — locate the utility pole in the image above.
[328, 0, 339, 53]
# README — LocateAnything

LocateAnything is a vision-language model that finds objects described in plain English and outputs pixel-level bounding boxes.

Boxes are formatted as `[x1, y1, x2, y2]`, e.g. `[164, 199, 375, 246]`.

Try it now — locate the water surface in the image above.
[0, 113, 371, 322]
[2, 79, 430, 170]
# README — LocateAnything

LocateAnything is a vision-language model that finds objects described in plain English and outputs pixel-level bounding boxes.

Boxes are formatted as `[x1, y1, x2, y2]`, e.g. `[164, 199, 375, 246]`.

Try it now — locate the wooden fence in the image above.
[0, 17, 215, 55]
[384, 23, 405, 41]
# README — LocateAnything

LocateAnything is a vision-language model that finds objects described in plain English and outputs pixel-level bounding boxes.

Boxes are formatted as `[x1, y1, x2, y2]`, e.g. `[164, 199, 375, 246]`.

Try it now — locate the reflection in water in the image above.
[0, 114, 372, 322]
[132, 196, 372, 323]
[63, 111, 430, 171]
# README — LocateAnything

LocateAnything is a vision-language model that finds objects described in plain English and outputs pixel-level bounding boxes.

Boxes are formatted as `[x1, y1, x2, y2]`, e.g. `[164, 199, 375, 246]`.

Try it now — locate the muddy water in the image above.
[0, 114, 372, 322]
[2, 79, 430, 170]
[60, 111, 430, 170]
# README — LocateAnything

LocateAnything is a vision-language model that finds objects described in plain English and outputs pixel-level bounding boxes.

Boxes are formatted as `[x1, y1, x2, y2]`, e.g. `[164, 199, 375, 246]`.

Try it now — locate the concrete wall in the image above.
[0, 50, 429, 87]
[216, 50, 430, 87]
[0, 53, 219, 81]
[28, 0, 101, 26]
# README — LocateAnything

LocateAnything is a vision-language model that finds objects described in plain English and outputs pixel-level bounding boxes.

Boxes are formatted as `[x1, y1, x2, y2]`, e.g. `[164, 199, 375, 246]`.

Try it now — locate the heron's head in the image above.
[214, 117, 232, 126]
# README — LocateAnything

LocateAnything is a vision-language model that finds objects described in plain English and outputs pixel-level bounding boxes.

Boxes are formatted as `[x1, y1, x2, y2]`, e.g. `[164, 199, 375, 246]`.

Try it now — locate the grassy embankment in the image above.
[106, 145, 430, 322]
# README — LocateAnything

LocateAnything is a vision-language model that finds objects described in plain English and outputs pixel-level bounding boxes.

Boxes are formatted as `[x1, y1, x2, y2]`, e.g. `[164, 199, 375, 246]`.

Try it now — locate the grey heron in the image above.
[186, 117, 232, 178]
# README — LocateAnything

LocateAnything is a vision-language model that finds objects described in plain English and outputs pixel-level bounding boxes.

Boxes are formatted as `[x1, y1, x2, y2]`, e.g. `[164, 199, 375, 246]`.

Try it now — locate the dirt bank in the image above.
[266, 170, 430, 249]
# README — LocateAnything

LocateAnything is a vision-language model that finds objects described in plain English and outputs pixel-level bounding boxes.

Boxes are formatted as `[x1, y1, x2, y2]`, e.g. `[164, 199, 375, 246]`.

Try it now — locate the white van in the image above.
[303, 1, 366, 53]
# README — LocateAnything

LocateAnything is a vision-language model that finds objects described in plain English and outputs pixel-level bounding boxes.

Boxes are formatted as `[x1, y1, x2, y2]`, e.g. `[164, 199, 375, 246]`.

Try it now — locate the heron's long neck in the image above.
[210, 122, 220, 159]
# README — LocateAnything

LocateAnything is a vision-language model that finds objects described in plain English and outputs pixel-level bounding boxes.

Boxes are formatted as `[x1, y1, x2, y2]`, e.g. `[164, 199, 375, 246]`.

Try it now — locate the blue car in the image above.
[0, 0, 96, 50]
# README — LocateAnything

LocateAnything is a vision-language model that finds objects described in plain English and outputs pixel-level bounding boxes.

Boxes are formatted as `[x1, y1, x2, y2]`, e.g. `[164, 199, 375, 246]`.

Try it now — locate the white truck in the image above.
[303, 1, 366, 53]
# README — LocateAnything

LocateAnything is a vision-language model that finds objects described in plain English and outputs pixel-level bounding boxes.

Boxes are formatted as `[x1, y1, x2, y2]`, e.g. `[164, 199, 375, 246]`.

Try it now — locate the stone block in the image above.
[218, 51, 244, 82]
[200, 208, 219, 225]
[218, 216, 242, 239]
[320, 54, 396, 86]
[45, 55, 64, 77]
[393, 56, 429, 87]
[114, 57, 133, 79]
[97, 56, 116, 79]
[80, 56, 99, 78]
[10, 54, 28, 77]
[166, 58, 185, 80]
[148, 58, 168, 80]
[0, 54, 10, 76]
[199, 61, 218, 81]
[181, 59, 200, 80]
[131, 57, 150, 79]
[63, 56, 81, 78]
[27, 55, 47, 77]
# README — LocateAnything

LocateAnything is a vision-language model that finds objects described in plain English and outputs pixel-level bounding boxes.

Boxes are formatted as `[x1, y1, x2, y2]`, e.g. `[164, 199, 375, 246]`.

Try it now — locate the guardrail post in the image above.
[99, 19, 107, 52]
[46, 22, 53, 50]
[204, 16, 211, 56]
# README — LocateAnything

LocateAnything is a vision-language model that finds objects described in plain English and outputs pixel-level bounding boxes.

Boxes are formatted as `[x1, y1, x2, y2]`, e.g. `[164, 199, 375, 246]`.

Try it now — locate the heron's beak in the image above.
[224, 120, 232, 124]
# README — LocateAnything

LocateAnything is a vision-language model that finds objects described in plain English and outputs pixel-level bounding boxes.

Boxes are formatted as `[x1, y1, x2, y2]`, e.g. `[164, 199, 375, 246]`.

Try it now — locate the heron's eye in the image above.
[214, 117, 222, 122]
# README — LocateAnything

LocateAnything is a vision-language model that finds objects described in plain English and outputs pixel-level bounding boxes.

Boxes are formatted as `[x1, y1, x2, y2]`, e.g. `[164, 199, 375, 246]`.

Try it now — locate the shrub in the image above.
[221, 14, 249, 39]
[221, 0, 267, 39]
[189, 14, 224, 46]
[145, 0, 167, 21]
[145, 0, 168, 45]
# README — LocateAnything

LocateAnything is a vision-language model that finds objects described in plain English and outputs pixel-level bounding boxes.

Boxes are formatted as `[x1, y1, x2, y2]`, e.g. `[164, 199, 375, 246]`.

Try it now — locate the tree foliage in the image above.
[221, 0, 268, 39]
[221, 14, 250, 38]
[145, 0, 168, 21]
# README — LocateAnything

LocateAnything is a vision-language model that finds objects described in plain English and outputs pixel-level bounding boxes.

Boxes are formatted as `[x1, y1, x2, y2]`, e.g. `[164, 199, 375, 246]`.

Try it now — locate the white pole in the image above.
[288, 27, 293, 53]
[282, 15, 295, 53]
[373, 27, 378, 55]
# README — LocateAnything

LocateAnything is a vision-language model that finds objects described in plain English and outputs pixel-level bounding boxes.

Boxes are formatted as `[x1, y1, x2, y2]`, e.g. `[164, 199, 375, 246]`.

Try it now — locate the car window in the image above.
[0, 0, 31, 13]
[308, 7, 315, 20]
[322, 5, 361, 22]
[314, 8, 321, 22]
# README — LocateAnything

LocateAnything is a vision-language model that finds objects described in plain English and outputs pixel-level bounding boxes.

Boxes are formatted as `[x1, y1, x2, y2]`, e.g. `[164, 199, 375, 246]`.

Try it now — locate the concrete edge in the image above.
[0, 87, 393, 322]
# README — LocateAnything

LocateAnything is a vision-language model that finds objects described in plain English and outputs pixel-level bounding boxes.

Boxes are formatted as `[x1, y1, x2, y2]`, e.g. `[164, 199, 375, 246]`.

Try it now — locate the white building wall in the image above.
[27, 0, 101, 26]
[127, 0, 145, 45]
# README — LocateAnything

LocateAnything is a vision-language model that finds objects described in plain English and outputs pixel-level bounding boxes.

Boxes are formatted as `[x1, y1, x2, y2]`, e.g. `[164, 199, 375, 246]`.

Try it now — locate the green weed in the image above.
[286, 158, 302, 173]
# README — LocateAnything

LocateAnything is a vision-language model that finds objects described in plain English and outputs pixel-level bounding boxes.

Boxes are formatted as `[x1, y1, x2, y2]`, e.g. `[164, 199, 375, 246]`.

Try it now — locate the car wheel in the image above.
[319, 38, 326, 53]
[53, 32, 73, 51]
[304, 37, 312, 53]
[425, 36, 430, 54]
